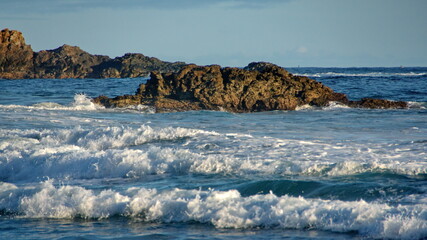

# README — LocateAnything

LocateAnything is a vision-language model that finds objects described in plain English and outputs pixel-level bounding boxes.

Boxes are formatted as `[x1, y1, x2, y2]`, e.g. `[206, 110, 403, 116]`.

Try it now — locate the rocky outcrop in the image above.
[33, 44, 110, 79]
[93, 62, 408, 112]
[348, 98, 408, 109]
[0, 28, 186, 79]
[91, 53, 186, 78]
[0, 28, 410, 112]
[0, 28, 34, 79]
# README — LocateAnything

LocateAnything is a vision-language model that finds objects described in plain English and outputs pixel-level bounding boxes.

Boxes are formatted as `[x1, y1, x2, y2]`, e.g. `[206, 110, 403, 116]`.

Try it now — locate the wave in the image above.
[235, 177, 424, 202]
[1, 125, 426, 182]
[0, 93, 155, 113]
[295, 101, 351, 111]
[1, 181, 426, 239]
[0, 94, 101, 111]
[0, 125, 219, 181]
[293, 72, 427, 78]
[408, 101, 427, 109]
[296, 101, 426, 111]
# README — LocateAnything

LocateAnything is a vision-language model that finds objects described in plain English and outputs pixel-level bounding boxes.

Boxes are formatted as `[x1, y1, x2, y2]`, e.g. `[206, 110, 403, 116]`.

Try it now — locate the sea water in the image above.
[0, 67, 426, 239]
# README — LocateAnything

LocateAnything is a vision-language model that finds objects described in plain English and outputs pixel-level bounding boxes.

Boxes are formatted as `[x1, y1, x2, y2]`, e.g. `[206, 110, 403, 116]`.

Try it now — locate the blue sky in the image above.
[1, 0, 426, 67]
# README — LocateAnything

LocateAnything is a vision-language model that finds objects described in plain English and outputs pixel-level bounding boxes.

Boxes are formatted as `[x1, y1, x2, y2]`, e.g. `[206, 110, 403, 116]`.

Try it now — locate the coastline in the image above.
[0, 28, 185, 80]
[0, 28, 410, 112]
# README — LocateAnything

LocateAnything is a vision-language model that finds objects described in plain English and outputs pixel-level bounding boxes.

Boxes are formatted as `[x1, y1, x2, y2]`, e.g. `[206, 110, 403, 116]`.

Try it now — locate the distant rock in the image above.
[0, 28, 186, 79]
[33, 44, 110, 79]
[93, 62, 408, 112]
[91, 53, 186, 79]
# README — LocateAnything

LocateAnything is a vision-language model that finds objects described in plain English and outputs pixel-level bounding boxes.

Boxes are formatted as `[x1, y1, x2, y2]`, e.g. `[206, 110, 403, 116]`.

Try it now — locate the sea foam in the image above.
[0, 181, 425, 239]
[1, 124, 426, 182]
[0, 94, 102, 111]
[294, 72, 427, 78]
[0, 94, 155, 113]
[0, 125, 219, 181]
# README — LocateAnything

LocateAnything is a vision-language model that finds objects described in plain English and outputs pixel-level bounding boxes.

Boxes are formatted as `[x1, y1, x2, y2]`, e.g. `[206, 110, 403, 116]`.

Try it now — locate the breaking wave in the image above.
[1, 124, 425, 182]
[0, 181, 426, 239]
[0, 94, 154, 113]
[0, 125, 219, 181]
[294, 72, 427, 78]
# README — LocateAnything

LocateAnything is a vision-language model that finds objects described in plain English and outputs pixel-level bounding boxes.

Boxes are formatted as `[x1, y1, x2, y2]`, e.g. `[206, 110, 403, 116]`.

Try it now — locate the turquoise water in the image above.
[1, 68, 426, 239]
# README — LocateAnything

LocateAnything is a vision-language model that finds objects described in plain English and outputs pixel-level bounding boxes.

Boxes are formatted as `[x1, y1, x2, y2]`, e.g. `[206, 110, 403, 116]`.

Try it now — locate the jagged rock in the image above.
[94, 95, 143, 108]
[0, 28, 411, 112]
[0, 29, 34, 79]
[0, 28, 186, 79]
[94, 62, 406, 112]
[33, 44, 110, 79]
[91, 53, 186, 78]
[140, 63, 348, 112]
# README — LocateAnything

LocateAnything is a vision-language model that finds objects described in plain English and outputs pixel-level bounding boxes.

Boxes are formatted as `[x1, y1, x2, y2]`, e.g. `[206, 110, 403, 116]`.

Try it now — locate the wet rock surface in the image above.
[93, 62, 408, 112]
[348, 98, 408, 109]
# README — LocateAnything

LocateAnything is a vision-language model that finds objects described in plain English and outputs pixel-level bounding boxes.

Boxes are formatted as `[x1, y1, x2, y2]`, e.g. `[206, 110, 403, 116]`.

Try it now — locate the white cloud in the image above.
[296, 46, 308, 54]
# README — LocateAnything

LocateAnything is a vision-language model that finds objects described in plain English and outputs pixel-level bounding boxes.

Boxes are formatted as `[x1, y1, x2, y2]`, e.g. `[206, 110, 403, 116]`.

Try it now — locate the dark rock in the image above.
[94, 62, 406, 113]
[92, 94, 143, 108]
[91, 53, 186, 78]
[0, 28, 186, 79]
[349, 98, 408, 109]
[33, 44, 110, 79]
[140, 62, 352, 112]
[0, 29, 410, 112]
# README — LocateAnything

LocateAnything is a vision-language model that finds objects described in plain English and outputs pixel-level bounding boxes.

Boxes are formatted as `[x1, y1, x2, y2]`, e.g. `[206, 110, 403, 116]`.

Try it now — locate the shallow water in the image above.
[1, 67, 426, 239]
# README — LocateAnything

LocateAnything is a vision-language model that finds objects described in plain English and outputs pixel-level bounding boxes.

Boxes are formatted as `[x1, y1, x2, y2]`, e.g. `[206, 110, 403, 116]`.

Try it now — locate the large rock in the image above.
[0, 29, 34, 79]
[93, 62, 407, 112]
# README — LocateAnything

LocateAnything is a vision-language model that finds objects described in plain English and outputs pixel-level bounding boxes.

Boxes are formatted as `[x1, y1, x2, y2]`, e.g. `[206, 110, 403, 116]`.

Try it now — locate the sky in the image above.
[1, 0, 427, 67]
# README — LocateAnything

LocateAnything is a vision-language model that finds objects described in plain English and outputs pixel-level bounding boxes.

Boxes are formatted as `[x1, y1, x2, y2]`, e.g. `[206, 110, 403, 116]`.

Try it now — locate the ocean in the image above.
[0, 67, 426, 239]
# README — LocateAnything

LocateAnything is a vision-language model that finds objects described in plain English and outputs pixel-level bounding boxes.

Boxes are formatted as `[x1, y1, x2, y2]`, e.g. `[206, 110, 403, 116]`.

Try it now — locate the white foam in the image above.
[323, 101, 351, 110]
[0, 125, 220, 181]
[295, 104, 314, 111]
[2, 182, 425, 239]
[0, 94, 103, 112]
[408, 101, 426, 109]
[32, 102, 64, 108]
[1, 123, 426, 181]
[0, 125, 215, 150]
[70, 93, 100, 111]
[0, 93, 155, 113]
[295, 102, 350, 111]
[294, 72, 427, 78]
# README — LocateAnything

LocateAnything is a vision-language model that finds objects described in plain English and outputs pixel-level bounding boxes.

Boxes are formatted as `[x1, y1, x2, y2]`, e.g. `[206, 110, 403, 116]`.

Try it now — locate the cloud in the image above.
[296, 46, 308, 54]
[0, 0, 292, 15]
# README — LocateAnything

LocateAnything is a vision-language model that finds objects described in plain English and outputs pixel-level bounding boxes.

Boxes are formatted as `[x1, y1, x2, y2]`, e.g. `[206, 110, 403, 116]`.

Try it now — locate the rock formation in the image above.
[91, 53, 186, 79]
[33, 44, 110, 79]
[0, 28, 34, 79]
[0, 28, 408, 112]
[348, 98, 407, 109]
[93, 62, 408, 112]
[0, 28, 186, 79]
